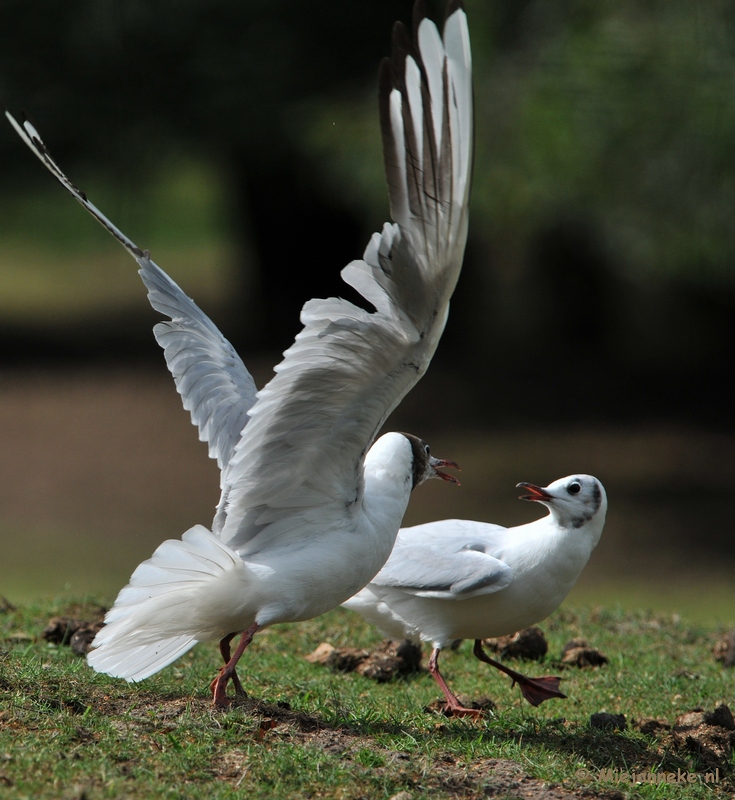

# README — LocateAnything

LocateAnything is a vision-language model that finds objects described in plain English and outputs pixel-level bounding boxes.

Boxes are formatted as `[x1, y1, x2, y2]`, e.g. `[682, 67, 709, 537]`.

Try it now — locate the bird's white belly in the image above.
[247, 529, 396, 628]
[387, 565, 577, 646]
[446, 580, 568, 640]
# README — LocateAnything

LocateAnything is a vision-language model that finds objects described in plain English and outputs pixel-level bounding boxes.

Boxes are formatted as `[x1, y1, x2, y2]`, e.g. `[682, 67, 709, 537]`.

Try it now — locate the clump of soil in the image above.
[424, 695, 496, 717]
[636, 718, 671, 735]
[483, 627, 548, 660]
[635, 703, 735, 774]
[713, 630, 735, 667]
[305, 642, 370, 672]
[560, 639, 609, 668]
[355, 639, 423, 681]
[306, 639, 422, 682]
[42, 614, 105, 655]
[590, 712, 626, 731]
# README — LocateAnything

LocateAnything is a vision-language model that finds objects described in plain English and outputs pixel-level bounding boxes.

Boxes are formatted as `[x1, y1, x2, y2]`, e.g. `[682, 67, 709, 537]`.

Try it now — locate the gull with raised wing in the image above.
[343, 475, 607, 716]
[6, 0, 472, 706]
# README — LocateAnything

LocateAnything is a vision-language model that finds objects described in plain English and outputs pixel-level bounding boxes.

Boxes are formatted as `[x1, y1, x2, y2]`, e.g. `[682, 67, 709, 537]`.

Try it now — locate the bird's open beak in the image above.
[517, 482, 551, 502]
[431, 457, 461, 485]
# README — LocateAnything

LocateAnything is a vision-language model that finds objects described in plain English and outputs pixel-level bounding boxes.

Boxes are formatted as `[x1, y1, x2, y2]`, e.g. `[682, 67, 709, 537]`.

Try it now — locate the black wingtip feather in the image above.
[445, 0, 465, 18]
[412, 0, 431, 34]
[378, 58, 402, 220]
[390, 20, 414, 69]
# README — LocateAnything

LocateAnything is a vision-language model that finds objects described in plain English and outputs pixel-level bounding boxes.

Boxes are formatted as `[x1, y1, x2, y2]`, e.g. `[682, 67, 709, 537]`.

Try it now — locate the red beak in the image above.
[516, 482, 551, 502]
[431, 458, 461, 485]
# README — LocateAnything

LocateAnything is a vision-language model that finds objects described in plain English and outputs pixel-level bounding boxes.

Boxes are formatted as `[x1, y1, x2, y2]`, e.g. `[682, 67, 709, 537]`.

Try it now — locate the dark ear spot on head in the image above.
[591, 481, 602, 512]
[401, 432, 429, 488]
[571, 480, 603, 527]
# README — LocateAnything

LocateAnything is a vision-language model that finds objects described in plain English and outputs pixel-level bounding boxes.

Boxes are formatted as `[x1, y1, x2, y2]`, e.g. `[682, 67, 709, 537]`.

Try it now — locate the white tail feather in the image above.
[88, 525, 252, 682]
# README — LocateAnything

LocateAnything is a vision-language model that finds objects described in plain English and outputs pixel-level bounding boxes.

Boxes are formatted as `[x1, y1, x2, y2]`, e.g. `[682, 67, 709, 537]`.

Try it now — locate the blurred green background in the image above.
[0, 1, 733, 624]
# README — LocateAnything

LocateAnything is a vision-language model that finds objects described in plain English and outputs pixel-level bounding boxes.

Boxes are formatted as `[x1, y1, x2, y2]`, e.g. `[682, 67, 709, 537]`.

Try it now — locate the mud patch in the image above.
[483, 627, 549, 660]
[635, 704, 734, 774]
[42, 612, 105, 655]
[306, 639, 423, 682]
[560, 639, 609, 668]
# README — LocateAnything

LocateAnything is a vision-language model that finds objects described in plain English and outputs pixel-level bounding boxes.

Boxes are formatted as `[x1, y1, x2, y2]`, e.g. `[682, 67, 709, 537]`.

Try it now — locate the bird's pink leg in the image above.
[218, 633, 247, 697]
[473, 639, 566, 706]
[428, 647, 483, 718]
[210, 623, 259, 707]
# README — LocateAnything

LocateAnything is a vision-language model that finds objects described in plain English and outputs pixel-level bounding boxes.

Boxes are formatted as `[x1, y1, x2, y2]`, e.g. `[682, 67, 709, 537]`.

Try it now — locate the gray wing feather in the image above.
[371, 517, 513, 598]
[372, 541, 513, 599]
[141, 261, 257, 469]
[5, 111, 257, 471]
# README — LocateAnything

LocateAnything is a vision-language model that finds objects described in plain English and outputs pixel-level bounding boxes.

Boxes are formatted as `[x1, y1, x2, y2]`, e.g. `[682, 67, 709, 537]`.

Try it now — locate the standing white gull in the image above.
[6, 0, 472, 705]
[343, 475, 607, 716]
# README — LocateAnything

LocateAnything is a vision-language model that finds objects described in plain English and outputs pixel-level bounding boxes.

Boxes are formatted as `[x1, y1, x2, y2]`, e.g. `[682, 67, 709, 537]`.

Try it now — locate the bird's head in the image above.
[517, 475, 607, 532]
[403, 434, 461, 488]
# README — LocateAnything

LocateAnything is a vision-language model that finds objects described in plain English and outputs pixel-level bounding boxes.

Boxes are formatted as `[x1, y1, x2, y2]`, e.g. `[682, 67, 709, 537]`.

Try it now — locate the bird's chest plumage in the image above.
[249, 512, 400, 627]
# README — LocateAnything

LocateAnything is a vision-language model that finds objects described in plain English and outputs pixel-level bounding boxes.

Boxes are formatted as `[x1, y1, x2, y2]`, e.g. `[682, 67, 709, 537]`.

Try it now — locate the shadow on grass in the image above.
[215, 694, 694, 775]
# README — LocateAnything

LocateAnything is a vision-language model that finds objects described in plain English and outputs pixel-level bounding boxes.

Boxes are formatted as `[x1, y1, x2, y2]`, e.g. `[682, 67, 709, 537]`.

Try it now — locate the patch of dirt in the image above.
[634, 703, 735, 774]
[424, 696, 496, 717]
[42, 613, 105, 655]
[305, 642, 370, 671]
[483, 627, 549, 660]
[636, 717, 671, 735]
[425, 756, 596, 800]
[560, 639, 609, 668]
[590, 712, 626, 731]
[305, 639, 423, 682]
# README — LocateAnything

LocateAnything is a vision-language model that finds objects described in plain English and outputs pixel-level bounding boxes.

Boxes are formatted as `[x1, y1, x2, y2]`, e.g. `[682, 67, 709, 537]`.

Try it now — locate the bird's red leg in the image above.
[428, 647, 483, 718]
[211, 623, 259, 706]
[473, 639, 566, 706]
[218, 633, 247, 697]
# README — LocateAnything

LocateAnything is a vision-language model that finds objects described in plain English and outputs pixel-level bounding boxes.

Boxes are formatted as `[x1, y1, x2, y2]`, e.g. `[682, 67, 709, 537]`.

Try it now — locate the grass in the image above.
[1, 599, 733, 799]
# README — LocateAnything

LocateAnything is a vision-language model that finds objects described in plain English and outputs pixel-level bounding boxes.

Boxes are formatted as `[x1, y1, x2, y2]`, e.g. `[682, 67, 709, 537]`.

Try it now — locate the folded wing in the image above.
[370, 519, 513, 599]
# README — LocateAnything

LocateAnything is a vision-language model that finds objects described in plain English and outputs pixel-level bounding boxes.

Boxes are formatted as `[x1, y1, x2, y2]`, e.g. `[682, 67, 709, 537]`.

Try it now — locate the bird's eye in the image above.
[567, 482, 581, 495]
[424, 444, 431, 455]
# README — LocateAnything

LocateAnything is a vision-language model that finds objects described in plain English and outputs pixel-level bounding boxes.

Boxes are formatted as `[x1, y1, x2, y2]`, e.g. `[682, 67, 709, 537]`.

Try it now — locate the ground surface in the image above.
[1, 599, 733, 799]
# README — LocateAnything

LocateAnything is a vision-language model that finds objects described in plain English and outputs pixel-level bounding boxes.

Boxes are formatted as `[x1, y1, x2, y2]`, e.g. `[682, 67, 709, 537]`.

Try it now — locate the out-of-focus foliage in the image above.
[306, 0, 735, 290]
[3, 0, 734, 288]
[0, 0, 733, 418]
[301, 0, 735, 410]
[0, 0, 414, 164]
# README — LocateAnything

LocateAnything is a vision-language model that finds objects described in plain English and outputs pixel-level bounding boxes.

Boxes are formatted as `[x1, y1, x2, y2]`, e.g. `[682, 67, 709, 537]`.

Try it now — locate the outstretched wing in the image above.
[5, 112, 257, 472]
[7, 1, 473, 556]
[219, 3, 473, 551]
